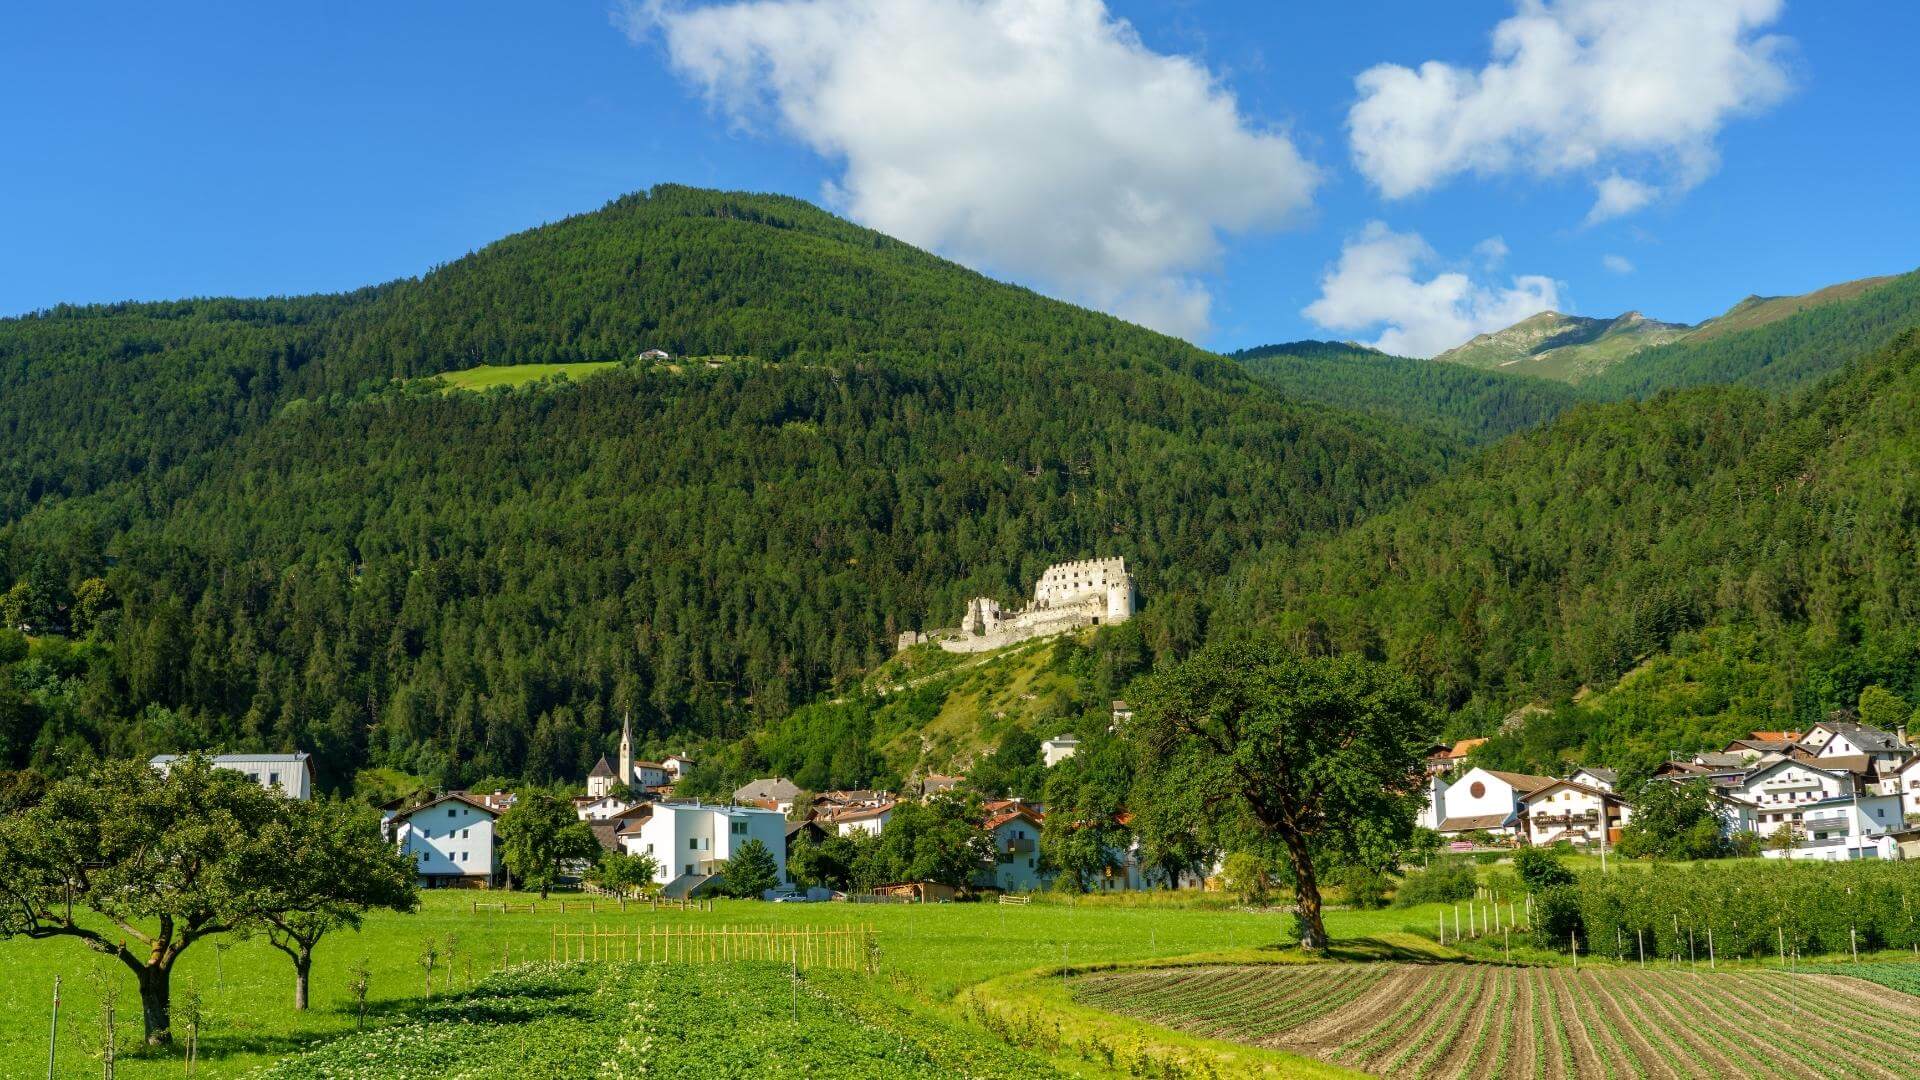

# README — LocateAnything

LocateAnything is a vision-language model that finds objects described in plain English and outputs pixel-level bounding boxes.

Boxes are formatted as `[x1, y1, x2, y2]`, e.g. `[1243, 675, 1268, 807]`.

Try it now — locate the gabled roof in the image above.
[985, 806, 1043, 831]
[390, 791, 501, 821]
[588, 756, 616, 778]
[1521, 779, 1622, 804]
[1477, 768, 1557, 793]
[1693, 752, 1749, 769]
[1571, 766, 1618, 785]
[822, 800, 897, 824]
[733, 778, 801, 803]
[589, 823, 619, 853]
[151, 751, 313, 764]
[1810, 721, 1909, 754]
[1445, 738, 1489, 760]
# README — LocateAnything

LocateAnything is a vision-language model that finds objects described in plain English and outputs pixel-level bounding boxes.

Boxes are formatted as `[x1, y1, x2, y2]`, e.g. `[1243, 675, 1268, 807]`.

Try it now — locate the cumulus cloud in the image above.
[1348, 0, 1793, 220]
[1602, 253, 1635, 274]
[1303, 222, 1563, 358]
[624, 0, 1320, 340]
[1586, 173, 1658, 224]
[1474, 236, 1510, 267]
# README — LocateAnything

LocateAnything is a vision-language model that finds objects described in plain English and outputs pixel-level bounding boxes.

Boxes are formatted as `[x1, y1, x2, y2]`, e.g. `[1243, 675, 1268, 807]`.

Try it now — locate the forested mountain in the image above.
[0, 187, 1447, 790]
[1429, 270, 1920, 395]
[1227, 330, 1920, 776]
[1584, 268, 1920, 397]
[1232, 340, 1589, 444]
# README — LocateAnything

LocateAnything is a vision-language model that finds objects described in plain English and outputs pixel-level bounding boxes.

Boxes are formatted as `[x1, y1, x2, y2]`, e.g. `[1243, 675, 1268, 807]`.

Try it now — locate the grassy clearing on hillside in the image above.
[0, 890, 1448, 1078]
[434, 361, 621, 391]
[1074, 961, 1920, 1078]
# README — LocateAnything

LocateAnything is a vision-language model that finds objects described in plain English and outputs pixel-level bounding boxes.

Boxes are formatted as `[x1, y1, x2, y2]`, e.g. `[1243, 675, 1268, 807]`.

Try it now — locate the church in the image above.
[586, 713, 692, 796]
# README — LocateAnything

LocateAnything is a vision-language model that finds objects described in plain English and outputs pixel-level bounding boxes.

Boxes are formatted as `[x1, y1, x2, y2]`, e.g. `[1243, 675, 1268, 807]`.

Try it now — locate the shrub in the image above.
[1336, 865, 1391, 910]
[1531, 885, 1585, 950]
[1512, 847, 1575, 891]
[1394, 859, 1477, 907]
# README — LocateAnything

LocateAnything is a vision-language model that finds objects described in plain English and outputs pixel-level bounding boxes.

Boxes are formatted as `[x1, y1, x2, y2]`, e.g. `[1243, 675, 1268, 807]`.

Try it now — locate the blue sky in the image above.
[4, 1, 1916, 354]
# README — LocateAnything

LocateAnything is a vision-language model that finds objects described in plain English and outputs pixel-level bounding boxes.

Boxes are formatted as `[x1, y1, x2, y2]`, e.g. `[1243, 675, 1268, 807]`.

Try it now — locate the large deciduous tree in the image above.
[244, 797, 418, 1010]
[0, 755, 282, 1044]
[497, 793, 600, 898]
[1133, 642, 1432, 950]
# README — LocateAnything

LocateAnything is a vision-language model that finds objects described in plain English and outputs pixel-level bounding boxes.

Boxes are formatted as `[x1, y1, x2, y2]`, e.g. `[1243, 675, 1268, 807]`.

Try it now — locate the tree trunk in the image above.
[294, 950, 312, 1011]
[137, 964, 172, 1046]
[1282, 829, 1328, 951]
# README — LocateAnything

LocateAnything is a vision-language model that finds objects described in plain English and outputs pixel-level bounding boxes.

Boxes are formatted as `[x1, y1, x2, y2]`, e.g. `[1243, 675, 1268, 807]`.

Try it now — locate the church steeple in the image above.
[618, 710, 634, 789]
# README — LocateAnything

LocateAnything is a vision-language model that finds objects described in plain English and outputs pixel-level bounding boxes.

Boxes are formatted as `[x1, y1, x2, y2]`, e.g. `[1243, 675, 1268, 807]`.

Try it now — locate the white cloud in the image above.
[1348, 0, 1793, 218]
[1474, 236, 1510, 267]
[1586, 173, 1658, 224]
[626, 0, 1320, 340]
[1303, 222, 1563, 359]
[1601, 253, 1635, 274]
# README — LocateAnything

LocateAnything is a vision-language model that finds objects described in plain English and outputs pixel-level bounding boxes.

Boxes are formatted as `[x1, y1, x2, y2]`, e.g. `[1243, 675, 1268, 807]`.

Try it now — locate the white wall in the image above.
[985, 817, 1045, 892]
[1439, 768, 1522, 830]
[395, 802, 498, 883]
[627, 805, 787, 886]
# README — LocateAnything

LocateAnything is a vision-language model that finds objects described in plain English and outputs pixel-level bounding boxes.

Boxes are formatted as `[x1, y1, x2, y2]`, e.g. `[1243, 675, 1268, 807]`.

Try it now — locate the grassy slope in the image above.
[435, 361, 620, 391]
[1686, 274, 1897, 341]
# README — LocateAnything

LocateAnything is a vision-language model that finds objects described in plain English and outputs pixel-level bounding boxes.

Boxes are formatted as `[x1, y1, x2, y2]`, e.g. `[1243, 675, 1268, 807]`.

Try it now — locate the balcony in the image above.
[1003, 837, 1036, 854]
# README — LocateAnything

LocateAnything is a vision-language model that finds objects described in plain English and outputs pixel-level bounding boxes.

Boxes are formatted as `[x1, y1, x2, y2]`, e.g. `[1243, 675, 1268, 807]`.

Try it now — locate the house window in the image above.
[1469, 782, 1486, 798]
[461, 851, 469, 862]
[448, 808, 456, 818]
[269, 772, 280, 786]
[731, 820, 747, 835]
[684, 863, 694, 876]
[462, 828, 471, 838]
[688, 838, 698, 850]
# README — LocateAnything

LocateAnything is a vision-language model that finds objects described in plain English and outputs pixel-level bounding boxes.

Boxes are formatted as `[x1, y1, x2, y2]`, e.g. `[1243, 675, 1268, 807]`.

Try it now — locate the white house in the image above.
[387, 793, 503, 887]
[822, 800, 895, 838]
[980, 804, 1046, 892]
[1430, 767, 1555, 838]
[149, 753, 313, 800]
[618, 802, 789, 891]
[1521, 780, 1630, 848]
[1568, 767, 1618, 793]
[1733, 758, 1904, 860]
[1041, 734, 1081, 768]
[575, 793, 636, 822]
[663, 754, 695, 781]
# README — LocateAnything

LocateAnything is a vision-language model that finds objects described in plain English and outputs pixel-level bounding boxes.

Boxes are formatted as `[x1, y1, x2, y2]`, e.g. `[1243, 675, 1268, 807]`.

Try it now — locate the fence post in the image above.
[1708, 930, 1715, 970]
[46, 974, 59, 1080]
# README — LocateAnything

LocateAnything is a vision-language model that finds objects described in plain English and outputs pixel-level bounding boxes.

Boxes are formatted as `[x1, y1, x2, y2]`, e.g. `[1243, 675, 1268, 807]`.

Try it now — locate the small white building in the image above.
[822, 800, 895, 838]
[149, 753, 313, 800]
[618, 802, 789, 891]
[387, 793, 503, 888]
[1041, 734, 1081, 768]
[1898, 756, 1920, 824]
[1805, 721, 1911, 770]
[663, 754, 695, 781]
[1567, 767, 1618, 793]
[1430, 767, 1555, 838]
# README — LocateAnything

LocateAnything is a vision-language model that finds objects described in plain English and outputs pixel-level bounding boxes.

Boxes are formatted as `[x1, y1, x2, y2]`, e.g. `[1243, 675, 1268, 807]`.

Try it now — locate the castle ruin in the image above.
[897, 557, 1138, 654]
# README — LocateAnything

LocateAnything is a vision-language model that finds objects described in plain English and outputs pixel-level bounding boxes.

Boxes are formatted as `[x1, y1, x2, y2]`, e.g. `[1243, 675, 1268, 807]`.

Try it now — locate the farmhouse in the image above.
[978, 802, 1046, 892]
[387, 792, 504, 888]
[1520, 780, 1630, 847]
[149, 752, 313, 800]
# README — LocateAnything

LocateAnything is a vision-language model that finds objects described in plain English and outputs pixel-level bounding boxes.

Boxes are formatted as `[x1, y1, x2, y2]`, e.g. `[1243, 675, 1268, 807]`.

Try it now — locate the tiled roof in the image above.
[1437, 813, 1514, 833]
[1482, 769, 1557, 793]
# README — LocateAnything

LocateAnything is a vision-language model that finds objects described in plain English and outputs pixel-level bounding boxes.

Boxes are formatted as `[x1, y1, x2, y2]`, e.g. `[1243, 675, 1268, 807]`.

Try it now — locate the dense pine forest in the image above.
[1228, 330, 1920, 776]
[4, 185, 1918, 797]
[0, 187, 1449, 790]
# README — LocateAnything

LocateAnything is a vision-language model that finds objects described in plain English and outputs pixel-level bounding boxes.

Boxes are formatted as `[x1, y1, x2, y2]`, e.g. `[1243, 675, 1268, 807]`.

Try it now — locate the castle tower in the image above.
[618, 711, 634, 790]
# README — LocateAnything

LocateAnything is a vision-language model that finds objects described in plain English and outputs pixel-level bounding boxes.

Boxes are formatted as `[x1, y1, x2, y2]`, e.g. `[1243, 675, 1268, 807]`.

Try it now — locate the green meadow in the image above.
[0, 891, 1451, 1077]
[433, 362, 621, 391]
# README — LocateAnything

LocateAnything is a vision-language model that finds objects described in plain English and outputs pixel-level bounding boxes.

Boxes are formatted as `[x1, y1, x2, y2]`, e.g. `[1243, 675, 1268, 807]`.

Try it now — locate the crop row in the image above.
[1073, 962, 1920, 1079]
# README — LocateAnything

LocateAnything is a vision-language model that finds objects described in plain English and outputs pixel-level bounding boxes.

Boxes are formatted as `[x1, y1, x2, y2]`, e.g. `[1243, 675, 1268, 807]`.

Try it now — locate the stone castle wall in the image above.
[899, 557, 1137, 654]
